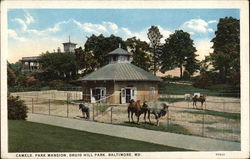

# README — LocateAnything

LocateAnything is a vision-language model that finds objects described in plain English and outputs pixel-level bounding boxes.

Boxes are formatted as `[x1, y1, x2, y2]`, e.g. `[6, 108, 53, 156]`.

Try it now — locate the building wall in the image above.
[82, 81, 115, 103]
[114, 81, 159, 104]
[82, 81, 159, 104]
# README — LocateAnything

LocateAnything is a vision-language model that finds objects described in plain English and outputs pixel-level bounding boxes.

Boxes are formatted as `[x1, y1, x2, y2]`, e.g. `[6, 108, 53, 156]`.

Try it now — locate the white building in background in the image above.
[62, 36, 77, 53]
[21, 37, 77, 73]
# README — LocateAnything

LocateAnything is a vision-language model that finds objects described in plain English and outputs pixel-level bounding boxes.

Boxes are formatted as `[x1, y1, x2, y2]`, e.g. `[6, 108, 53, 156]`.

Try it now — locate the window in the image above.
[113, 56, 117, 61]
[150, 87, 155, 96]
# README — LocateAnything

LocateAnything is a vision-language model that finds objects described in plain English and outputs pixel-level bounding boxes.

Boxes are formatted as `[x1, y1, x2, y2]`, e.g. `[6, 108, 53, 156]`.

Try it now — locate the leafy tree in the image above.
[126, 37, 152, 71]
[161, 30, 198, 78]
[74, 47, 99, 75]
[84, 34, 126, 68]
[209, 17, 240, 82]
[39, 52, 78, 81]
[7, 65, 16, 87]
[147, 26, 163, 75]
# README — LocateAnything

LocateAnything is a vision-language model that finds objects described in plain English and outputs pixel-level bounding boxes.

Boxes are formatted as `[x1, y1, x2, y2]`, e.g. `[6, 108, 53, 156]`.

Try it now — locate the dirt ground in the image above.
[11, 90, 240, 142]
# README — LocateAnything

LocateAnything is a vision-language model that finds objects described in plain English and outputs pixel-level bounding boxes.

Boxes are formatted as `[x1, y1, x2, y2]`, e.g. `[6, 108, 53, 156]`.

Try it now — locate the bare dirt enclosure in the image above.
[11, 90, 240, 142]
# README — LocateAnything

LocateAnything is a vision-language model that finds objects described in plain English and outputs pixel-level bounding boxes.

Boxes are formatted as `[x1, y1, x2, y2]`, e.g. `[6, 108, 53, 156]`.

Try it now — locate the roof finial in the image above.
[69, 36, 71, 42]
[119, 43, 121, 48]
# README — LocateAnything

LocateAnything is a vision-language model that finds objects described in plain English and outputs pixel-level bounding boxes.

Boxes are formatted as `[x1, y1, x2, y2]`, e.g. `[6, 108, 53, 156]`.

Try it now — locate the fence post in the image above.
[92, 104, 95, 121]
[167, 109, 170, 127]
[96, 104, 99, 116]
[202, 110, 205, 136]
[223, 100, 225, 112]
[32, 98, 34, 113]
[67, 102, 69, 118]
[49, 99, 50, 115]
[111, 107, 113, 124]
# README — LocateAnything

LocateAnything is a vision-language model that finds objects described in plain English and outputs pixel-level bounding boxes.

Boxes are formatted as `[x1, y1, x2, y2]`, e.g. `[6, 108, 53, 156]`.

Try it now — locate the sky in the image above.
[8, 9, 240, 63]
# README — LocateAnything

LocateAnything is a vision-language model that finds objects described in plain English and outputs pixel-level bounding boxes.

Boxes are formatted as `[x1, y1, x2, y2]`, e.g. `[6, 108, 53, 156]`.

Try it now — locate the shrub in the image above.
[7, 67, 16, 87]
[8, 95, 28, 120]
[183, 70, 191, 80]
[48, 80, 65, 87]
[26, 76, 38, 87]
[230, 72, 240, 85]
[193, 74, 213, 89]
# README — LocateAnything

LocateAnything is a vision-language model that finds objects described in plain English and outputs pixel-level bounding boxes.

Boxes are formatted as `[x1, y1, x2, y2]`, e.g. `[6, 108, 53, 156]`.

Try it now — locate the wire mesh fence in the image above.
[11, 90, 240, 142]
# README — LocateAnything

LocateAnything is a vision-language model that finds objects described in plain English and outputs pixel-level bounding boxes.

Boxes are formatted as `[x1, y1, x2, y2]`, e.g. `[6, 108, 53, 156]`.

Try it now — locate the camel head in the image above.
[162, 103, 169, 111]
[142, 101, 148, 108]
[129, 99, 135, 104]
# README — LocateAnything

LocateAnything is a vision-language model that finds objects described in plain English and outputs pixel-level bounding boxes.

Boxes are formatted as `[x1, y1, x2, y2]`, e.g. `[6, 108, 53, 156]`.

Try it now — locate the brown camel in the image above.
[192, 94, 206, 109]
[127, 99, 146, 123]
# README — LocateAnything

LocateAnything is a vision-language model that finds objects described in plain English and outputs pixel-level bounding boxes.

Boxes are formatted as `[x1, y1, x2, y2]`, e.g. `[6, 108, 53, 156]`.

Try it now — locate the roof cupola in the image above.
[108, 45, 132, 64]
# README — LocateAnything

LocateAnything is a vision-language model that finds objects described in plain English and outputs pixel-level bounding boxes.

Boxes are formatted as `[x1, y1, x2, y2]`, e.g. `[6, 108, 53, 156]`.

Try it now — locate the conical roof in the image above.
[79, 63, 162, 82]
[108, 48, 131, 56]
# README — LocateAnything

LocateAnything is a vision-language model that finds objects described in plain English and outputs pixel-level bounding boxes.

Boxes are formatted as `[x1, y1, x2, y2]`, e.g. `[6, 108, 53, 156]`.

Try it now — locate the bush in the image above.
[193, 74, 213, 89]
[8, 95, 28, 120]
[230, 72, 240, 85]
[8, 67, 16, 87]
[48, 80, 65, 87]
[183, 70, 191, 80]
[26, 76, 38, 87]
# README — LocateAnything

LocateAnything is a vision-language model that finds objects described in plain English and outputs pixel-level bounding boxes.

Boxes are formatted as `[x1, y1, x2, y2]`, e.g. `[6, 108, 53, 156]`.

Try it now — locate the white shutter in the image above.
[121, 88, 126, 104]
[90, 88, 96, 103]
[131, 87, 137, 101]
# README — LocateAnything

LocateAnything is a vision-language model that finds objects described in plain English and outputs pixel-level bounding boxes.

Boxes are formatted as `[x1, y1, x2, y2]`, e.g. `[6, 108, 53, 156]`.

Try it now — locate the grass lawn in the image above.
[206, 127, 234, 133]
[95, 104, 110, 112]
[119, 122, 192, 135]
[8, 120, 190, 152]
[40, 100, 67, 105]
[179, 109, 240, 120]
[189, 120, 217, 125]
[158, 83, 240, 97]
[158, 97, 185, 103]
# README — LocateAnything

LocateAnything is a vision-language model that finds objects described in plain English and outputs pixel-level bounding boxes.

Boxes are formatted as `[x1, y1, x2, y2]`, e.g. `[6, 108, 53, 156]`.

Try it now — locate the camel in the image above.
[79, 103, 90, 119]
[142, 101, 169, 126]
[192, 94, 206, 109]
[127, 99, 146, 124]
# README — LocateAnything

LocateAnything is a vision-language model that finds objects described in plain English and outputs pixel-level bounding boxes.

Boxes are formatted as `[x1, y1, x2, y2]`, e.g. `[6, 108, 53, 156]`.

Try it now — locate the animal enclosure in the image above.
[11, 90, 240, 142]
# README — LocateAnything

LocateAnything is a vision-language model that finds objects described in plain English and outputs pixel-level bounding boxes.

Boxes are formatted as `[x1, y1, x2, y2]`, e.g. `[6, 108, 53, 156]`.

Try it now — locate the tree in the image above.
[209, 17, 240, 82]
[147, 26, 163, 75]
[7, 65, 16, 87]
[74, 47, 99, 75]
[84, 34, 126, 68]
[39, 52, 78, 81]
[161, 30, 198, 78]
[126, 37, 152, 71]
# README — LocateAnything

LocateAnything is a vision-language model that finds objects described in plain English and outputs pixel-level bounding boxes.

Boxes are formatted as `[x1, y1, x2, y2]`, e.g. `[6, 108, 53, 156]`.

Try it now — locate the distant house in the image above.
[79, 46, 162, 104]
[21, 56, 40, 73]
[21, 37, 77, 73]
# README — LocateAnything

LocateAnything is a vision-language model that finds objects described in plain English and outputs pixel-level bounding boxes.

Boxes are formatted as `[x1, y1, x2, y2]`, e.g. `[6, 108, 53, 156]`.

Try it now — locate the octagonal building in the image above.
[79, 46, 162, 104]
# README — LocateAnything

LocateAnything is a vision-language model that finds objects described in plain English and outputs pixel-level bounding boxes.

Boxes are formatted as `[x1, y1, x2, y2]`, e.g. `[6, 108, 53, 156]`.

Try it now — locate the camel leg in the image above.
[131, 112, 134, 123]
[137, 114, 140, 124]
[128, 110, 130, 122]
[86, 111, 90, 119]
[148, 111, 151, 123]
[143, 112, 146, 123]
[156, 119, 159, 126]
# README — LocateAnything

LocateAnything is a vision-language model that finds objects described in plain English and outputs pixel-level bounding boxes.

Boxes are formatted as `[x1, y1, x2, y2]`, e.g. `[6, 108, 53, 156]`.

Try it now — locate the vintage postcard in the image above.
[1, 0, 249, 159]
